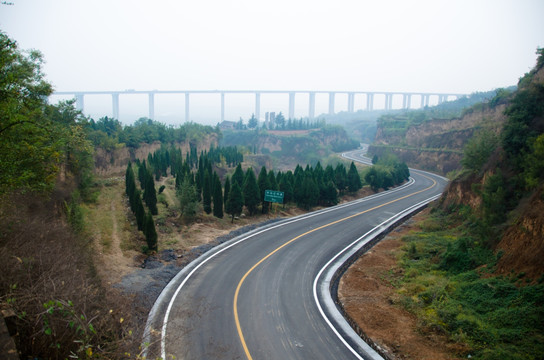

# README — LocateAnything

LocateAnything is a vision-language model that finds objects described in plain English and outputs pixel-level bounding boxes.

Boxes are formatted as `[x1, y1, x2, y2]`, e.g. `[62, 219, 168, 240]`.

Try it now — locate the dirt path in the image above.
[87, 180, 140, 286]
[158, 177, 177, 208]
[338, 210, 463, 359]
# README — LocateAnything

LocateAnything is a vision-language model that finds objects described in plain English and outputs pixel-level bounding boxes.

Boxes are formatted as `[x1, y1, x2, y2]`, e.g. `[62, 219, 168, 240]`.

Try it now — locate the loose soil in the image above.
[338, 210, 462, 359]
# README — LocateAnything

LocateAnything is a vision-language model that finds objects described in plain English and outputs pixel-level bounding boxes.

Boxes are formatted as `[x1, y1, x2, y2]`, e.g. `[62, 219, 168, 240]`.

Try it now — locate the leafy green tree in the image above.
[248, 113, 258, 129]
[212, 172, 223, 218]
[275, 112, 286, 129]
[502, 84, 544, 168]
[258, 166, 270, 214]
[364, 167, 381, 191]
[347, 162, 363, 193]
[226, 181, 244, 223]
[0, 32, 94, 194]
[144, 212, 158, 252]
[481, 171, 507, 226]
[243, 168, 260, 216]
[524, 133, 544, 189]
[462, 131, 499, 172]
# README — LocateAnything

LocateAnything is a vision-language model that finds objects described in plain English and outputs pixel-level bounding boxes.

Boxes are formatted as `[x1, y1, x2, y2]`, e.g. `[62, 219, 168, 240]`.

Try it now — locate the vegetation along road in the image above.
[143, 149, 448, 360]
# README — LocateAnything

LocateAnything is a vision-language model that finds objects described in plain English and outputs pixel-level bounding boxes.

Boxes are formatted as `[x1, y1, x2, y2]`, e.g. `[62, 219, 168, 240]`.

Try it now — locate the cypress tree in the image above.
[267, 170, 278, 191]
[243, 168, 260, 216]
[126, 162, 137, 211]
[144, 171, 158, 215]
[202, 170, 212, 214]
[279, 175, 293, 205]
[125, 162, 135, 197]
[334, 163, 347, 194]
[322, 180, 339, 206]
[223, 176, 231, 207]
[257, 166, 270, 214]
[300, 173, 319, 210]
[135, 190, 145, 231]
[144, 212, 158, 252]
[177, 177, 199, 221]
[347, 162, 363, 193]
[293, 170, 304, 206]
[226, 181, 244, 223]
[232, 163, 244, 188]
[195, 167, 202, 202]
[138, 160, 147, 189]
[324, 164, 335, 184]
[212, 172, 223, 218]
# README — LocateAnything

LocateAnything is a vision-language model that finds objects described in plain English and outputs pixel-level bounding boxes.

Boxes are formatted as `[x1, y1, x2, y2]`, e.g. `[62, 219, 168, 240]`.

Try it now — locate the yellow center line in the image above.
[234, 174, 437, 360]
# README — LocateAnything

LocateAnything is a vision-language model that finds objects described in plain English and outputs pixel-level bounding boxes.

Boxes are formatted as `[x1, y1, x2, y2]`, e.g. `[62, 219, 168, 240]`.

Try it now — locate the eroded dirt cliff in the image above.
[370, 104, 507, 175]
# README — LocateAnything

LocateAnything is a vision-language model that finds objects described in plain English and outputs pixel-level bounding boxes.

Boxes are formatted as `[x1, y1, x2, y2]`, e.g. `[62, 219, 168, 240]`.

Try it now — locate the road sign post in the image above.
[264, 190, 284, 204]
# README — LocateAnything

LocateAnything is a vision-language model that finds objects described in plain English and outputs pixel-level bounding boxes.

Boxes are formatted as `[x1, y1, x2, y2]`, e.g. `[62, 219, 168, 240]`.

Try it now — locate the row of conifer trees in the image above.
[125, 144, 410, 246]
[125, 162, 157, 251]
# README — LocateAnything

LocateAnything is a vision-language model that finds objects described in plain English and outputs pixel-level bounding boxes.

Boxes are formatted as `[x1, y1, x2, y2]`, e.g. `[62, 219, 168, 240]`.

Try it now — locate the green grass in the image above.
[396, 209, 544, 359]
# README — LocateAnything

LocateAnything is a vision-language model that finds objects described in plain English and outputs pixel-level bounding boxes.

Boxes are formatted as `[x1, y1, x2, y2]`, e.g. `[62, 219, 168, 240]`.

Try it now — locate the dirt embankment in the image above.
[338, 211, 464, 360]
[94, 135, 219, 176]
[495, 187, 544, 281]
[370, 105, 507, 175]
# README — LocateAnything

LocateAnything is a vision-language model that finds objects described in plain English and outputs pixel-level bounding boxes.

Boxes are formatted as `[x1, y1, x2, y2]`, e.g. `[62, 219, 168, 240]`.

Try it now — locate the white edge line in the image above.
[146, 176, 417, 359]
[142, 150, 439, 358]
[312, 193, 442, 360]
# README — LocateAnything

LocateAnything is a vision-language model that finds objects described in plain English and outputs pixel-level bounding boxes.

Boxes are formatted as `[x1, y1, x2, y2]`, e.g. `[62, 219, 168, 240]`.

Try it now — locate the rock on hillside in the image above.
[369, 103, 507, 175]
[220, 126, 358, 169]
[495, 188, 544, 281]
[94, 134, 219, 176]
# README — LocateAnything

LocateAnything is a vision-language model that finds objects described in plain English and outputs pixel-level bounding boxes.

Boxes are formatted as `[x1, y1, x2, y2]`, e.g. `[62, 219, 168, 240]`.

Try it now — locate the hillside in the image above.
[220, 125, 359, 169]
[368, 90, 510, 175]
[340, 49, 544, 359]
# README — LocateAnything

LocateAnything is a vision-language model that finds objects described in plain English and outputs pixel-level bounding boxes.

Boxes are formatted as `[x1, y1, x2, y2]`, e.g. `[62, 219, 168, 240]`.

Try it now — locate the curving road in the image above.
[143, 149, 448, 360]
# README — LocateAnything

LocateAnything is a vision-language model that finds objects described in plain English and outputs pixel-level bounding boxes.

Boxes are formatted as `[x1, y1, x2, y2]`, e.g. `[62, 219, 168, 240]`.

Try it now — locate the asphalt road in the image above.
[143, 149, 448, 360]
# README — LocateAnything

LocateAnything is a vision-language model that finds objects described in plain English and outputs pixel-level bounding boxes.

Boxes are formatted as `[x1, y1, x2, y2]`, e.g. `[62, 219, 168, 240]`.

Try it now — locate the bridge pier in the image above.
[420, 94, 430, 108]
[221, 92, 225, 122]
[148, 92, 155, 119]
[289, 92, 295, 120]
[185, 93, 190, 122]
[75, 93, 85, 112]
[309, 92, 315, 119]
[112, 93, 119, 119]
[52, 90, 466, 122]
[255, 93, 261, 120]
[402, 94, 411, 109]
[348, 92, 355, 113]
[366, 93, 374, 111]
[384, 93, 394, 110]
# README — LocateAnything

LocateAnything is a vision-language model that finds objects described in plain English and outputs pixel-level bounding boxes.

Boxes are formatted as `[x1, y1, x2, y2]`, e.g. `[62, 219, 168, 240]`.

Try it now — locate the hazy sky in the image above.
[1, 0, 543, 124]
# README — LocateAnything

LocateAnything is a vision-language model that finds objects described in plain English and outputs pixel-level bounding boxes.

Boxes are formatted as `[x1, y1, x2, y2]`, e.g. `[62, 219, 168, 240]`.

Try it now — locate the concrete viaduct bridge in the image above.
[52, 90, 465, 121]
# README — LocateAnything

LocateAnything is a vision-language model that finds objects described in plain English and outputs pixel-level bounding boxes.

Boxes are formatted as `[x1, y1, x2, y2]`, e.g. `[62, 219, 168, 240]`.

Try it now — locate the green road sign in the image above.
[264, 190, 284, 203]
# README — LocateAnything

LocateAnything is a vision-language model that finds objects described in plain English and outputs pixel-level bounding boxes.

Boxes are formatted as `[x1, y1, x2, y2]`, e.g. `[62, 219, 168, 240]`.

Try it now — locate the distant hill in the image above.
[367, 88, 514, 175]
[219, 125, 359, 169]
